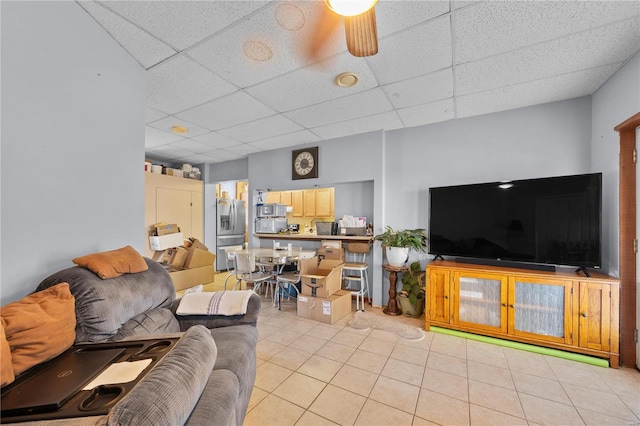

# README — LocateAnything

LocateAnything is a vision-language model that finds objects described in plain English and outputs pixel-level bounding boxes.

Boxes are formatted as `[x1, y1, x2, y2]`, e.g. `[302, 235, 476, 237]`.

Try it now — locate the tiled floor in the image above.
[202, 274, 640, 426]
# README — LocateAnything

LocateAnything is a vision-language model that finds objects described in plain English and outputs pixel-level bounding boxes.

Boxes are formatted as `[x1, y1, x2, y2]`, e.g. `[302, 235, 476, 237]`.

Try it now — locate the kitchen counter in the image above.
[254, 233, 372, 242]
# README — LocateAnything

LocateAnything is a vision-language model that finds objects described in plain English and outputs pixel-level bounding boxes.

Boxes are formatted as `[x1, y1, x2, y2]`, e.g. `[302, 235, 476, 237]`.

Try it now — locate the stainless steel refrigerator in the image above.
[214, 197, 245, 271]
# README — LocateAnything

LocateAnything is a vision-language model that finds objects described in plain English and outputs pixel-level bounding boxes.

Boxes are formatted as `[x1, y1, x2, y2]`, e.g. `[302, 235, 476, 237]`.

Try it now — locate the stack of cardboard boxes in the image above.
[297, 245, 352, 324]
[148, 223, 216, 291]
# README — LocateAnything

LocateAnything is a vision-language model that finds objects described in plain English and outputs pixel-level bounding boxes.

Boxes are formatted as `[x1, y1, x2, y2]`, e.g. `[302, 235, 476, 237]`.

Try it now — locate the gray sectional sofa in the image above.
[29, 257, 261, 425]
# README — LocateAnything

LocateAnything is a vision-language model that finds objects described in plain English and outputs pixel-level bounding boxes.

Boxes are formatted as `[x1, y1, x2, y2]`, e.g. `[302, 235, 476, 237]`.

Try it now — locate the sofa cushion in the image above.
[109, 308, 180, 341]
[37, 258, 175, 343]
[186, 369, 239, 426]
[72, 245, 148, 279]
[1, 323, 14, 386]
[107, 325, 217, 426]
[1, 283, 76, 375]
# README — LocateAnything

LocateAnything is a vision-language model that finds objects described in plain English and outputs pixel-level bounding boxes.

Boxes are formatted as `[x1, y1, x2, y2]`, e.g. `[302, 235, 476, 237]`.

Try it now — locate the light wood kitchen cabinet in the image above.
[303, 190, 316, 217]
[315, 187, 334, 217]
[291, 190, 304, 217]
[426, 261, 620, 367]
[266, 192, 280, 203]
[144, 173, 203, 257]
[279, 191, 292, 206]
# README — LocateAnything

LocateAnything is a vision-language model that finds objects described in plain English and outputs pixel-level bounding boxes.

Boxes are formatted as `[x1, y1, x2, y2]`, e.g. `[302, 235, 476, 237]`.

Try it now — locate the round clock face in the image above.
[294, 151, 315, 176]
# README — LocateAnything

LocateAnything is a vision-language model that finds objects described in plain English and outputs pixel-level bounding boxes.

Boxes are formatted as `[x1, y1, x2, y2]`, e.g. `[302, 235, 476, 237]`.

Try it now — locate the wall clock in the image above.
[292, 147, 318, 180]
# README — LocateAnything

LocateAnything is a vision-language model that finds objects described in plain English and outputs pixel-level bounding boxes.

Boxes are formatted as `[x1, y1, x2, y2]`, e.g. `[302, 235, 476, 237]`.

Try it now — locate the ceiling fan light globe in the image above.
[325, 0, 378, 17]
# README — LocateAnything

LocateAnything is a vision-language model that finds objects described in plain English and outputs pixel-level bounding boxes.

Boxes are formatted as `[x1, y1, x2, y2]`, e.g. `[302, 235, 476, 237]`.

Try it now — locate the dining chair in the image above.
[342, 242, 371, 311]
[232, 252, 273, 293]
[223, 246, 242, 290]
[274, 247, 303, 310]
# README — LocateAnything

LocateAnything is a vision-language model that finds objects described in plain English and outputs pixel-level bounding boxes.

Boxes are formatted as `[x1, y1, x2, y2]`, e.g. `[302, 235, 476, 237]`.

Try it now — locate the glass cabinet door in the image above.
[455, 273, 507, 333]
[508, 278, 571, 344]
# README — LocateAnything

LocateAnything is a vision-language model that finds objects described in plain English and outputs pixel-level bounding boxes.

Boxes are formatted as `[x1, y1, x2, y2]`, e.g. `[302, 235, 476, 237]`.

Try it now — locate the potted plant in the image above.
[373, 226, 427, 266]
[398, 261, 426, 318]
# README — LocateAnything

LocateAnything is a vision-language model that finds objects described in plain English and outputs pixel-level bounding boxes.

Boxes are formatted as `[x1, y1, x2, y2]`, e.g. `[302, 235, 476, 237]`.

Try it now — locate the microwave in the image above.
[255, 218, 287, 234]
[256, 203, 287, 218]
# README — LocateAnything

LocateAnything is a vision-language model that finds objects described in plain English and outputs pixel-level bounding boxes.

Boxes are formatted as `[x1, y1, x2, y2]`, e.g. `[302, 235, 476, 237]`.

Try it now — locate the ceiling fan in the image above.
[308, 0, 379, 59]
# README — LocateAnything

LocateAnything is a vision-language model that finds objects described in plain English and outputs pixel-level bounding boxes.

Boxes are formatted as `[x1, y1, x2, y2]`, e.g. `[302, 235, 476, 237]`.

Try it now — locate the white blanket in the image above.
[176, 290, 253, 316]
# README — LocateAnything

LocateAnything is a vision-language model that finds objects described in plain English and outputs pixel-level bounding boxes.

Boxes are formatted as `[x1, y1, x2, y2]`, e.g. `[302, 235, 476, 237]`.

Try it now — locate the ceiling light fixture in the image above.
[171, 125, 189, 134]
[243, 40, 273, 62]
[335, 72, 359, 87]
[325, 0, 378, 17]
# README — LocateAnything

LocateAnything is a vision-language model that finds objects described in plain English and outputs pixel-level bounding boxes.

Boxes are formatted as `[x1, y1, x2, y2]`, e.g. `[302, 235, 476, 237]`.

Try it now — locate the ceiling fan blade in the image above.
[344, 7, 378, 57]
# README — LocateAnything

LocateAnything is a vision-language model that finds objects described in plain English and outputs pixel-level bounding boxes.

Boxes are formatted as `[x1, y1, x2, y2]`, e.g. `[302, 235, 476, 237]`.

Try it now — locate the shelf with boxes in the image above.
[148, 223, 216, 292]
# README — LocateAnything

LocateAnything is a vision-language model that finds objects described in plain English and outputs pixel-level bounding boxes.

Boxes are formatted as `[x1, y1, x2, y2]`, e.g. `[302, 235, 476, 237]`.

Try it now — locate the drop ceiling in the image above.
[78, 0, 640, 165]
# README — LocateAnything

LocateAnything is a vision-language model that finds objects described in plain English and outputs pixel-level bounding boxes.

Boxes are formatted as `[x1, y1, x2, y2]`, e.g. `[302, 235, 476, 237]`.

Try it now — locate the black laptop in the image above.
[1, 347, 125, 416]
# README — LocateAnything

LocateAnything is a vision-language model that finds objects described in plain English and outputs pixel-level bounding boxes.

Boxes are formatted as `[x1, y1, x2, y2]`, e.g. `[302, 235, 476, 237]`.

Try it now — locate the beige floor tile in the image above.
[577, 407, 640, 426]
[287, 319, 319, 335]
[369, 328, 401, 342]
[562, 382, 638, 422]
[359, 335, 397, 357]
[415, 388, 470, 425]
[257, 323, 279, 339]
[411, 415, 441, 425]
[546, 356, 611, 391]
[369, 375, 420, 414]
[290, 334, 329, 354]
[503, 347, 556, 380]
[466, 340, 508, 368]
[381, 357, 425, 387]
[316, 341, 358, 363]
[256, 357, 266, 368]
[426, 351, 468, 378]
[330, 329, 368, 348]
[346, 348, 389, 374]
[519, 393, 584, 425]
[270, 346, 313, 371]
[257, 339, 287, 361]
[468, 380, 524, 418]
[295, 410, 339, 426]
[469, 403, 527, 425]
[619, 391, 640, 419]
[330, 364, 379, 397]
[247, 386, 269, 412]
[429, 333, 467, 359]
[244, 394, 305, 426]
[255, 361, 294, 392]
[306, 324, 341, 341]
[264, 315, 297, 329]
[467, 360, 514, 390]
[273, 372, 328, 409]
[511, 370, 571, 405]
[309, 384, 367, 425]
[355, 398, 414, 425]
[298, 355, 343, 382]
[266, 329, 305, 346]
[421, 367, 469, 402]
[396, 333, 432, 351]
[390, 344, 429, 366]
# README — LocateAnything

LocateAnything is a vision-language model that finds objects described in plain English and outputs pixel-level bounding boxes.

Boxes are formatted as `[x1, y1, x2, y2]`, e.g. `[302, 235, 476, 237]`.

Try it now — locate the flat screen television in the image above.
[428, 173, 602, 272]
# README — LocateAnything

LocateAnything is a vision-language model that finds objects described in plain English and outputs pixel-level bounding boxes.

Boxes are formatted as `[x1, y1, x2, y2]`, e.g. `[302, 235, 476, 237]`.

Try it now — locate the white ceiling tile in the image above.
[285, 88, 394, 128]
[189, 150, 245, 163]
[218, 114, 304, 143]
[147, 55, 237, 114]
[375, 1, 450, 38]
[146, 144, 195, 159]
[455, 18, 640, 96]
[454, 1, 640, 64]
[451, 1, 479, 11]
[145, 126, 184, 148]
[249, 130, 320, 150]
[224, 144, 262, 155]
[99, 1, 268, 50]
[148, 116, 210, 138]
[177, 91, 276, 131]
[456, 63, 622, 118]
[192, 132, 243, 149]
[383, 68, 453, 109]
[246, 51, 379, 112]
[80, 1, 177, 69]
[168, 139, 220, 154]
[396, 98, 455, 127]
[367, 15, 452, 85]
[146, 106, 167, 123]
[311, 111, 403, 140]
[187, 1, 344, 88]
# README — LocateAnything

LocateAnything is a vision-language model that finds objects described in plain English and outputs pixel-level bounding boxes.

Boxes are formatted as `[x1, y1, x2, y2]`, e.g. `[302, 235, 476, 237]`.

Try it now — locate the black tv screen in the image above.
[429, 173, 602, 269]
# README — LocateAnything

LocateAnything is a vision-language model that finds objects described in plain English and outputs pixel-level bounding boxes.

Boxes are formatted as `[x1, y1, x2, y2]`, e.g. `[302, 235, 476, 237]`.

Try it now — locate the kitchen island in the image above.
[254, 233, 372, 242]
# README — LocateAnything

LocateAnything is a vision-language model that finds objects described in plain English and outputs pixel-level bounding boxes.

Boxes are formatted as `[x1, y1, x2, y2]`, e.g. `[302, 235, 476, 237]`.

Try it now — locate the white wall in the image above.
[1, 1, 146, 305]
[591, 51, 640, 278]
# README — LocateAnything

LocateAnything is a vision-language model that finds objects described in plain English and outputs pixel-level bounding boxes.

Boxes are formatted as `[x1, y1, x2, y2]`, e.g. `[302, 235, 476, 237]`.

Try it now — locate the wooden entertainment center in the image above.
[425, 261, 620, 367]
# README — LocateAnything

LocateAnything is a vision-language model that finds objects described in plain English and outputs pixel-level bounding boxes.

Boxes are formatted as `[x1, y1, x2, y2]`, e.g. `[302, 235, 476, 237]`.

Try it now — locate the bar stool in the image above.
[342, 242, 371, 311]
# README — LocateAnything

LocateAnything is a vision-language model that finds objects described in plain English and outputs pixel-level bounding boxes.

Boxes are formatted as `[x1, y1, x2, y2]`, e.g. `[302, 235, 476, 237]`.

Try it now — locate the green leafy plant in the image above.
[400, 261, 426, 306]
[373, 226, 427, 252]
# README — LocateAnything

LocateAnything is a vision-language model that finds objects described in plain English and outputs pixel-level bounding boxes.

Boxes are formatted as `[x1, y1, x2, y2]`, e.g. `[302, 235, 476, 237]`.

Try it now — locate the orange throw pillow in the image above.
[1, 283, 76, 376]
[72, 245, 148, 279]
[1, 323, 14, 386]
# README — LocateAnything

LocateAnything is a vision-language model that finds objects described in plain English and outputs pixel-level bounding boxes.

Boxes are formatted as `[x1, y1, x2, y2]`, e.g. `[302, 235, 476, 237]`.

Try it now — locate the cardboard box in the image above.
[168, 265, 216, 291]
[185, 238, 208, 252]
[299, 257, 344, 298]
[297, 290, 352, 324]
[149, 232, 184, 251]
[169, 246, 189, 268]
[317, 247, 344, 261]
[154, 223, 180, 236]
[184, 247, 216, 269]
